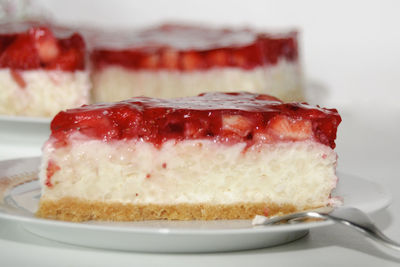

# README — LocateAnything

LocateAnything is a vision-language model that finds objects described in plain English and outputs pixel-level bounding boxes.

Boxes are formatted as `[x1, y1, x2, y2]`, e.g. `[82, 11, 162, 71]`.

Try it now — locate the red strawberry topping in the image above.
[207, 50, 229, 67]
[0, 25, 85, 71]
[0, 33, 40, 69]
[91, 24, 298, 71]
[160, 49, 179, 69]
[50, 92, 341, 149]
[140, 54, 160, 69]
[181, 51, 204, 70]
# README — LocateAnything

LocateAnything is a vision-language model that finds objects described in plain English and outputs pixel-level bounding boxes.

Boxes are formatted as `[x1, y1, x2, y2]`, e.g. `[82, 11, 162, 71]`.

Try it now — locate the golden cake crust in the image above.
[36, 197, 321, 222]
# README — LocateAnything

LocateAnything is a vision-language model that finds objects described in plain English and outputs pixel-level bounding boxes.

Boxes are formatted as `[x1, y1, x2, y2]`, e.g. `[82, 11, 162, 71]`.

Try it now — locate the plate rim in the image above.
[0, 114, 51, 124]
[0, 208, 333, 235]
[0, 157, 392, 236]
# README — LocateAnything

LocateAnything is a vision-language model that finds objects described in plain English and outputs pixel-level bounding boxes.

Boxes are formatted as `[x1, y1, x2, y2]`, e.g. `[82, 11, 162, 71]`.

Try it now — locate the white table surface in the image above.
[0, 106, 399, 266]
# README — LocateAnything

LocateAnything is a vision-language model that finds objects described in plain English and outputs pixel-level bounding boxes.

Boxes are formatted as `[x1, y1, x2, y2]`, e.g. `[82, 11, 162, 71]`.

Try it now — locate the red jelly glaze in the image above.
[91, 25, 298, 71]
[0, 25, 85, 71]
[50, 92, 341, 149]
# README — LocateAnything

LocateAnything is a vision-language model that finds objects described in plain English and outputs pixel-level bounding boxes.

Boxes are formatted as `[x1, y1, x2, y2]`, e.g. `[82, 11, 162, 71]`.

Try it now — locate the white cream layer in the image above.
[0, 69, 90, 117]
[91, 60, 303, 103]
[40, 136, 337, 209]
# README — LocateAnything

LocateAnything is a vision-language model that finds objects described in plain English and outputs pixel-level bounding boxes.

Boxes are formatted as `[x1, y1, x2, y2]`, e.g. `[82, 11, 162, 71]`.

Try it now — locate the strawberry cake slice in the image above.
[0, 22, 90, 117]
[36, 92, 341, 222]
[91, 24, 303, 103]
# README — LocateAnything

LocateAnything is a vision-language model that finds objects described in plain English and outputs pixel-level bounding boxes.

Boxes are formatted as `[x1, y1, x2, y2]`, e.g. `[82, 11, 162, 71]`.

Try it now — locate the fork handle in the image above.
[356, 224, 400, 251]
[319, 208, 400, 251]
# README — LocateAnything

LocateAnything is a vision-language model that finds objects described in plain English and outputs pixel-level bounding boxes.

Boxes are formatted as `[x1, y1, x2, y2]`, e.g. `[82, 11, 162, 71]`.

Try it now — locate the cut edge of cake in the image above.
[91, 59, 303, 103]
[37, 138, 337, 222]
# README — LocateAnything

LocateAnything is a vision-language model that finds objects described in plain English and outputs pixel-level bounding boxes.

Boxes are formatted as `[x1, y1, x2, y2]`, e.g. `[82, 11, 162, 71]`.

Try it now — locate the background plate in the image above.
[0, 116, 50, 160]
[0, 157, 392, 253]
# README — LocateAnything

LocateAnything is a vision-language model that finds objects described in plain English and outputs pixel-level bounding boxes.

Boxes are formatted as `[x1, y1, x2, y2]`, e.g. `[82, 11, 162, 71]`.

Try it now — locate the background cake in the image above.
[0, 22, 90, 117]
[90, 24, 303, 103]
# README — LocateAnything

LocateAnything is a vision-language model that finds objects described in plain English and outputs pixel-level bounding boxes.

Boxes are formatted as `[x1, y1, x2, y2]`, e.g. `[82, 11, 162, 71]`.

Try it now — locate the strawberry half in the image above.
[267, 115, 313, 141]
[0, 33, 40, 69]
[222, 114, 253, 137]
[52, 33, 85, 70]
[181, 51, 204, 70]
[29, 27, 60, 64]
[76, 113, 120, 141]
[46, 48, 82, 71]
[231, 50, 247, 68]
[140, 54, 160, 69]
[160, 49, 179, 69]
[184, 120, 208, 138]
[207, 50, 229, 67]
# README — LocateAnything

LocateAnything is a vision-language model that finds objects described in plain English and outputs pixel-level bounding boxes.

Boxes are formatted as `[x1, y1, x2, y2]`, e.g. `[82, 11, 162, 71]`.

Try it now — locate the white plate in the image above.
[0, 116, 51, 160]
[0, 115, 51, 140]
[0, 157, 391, 253]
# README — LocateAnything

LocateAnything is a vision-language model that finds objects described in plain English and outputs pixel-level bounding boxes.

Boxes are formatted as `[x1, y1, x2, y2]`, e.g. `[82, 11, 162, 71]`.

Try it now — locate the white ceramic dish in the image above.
[0, 157, 391, 253]
[0, 115, 51, 142]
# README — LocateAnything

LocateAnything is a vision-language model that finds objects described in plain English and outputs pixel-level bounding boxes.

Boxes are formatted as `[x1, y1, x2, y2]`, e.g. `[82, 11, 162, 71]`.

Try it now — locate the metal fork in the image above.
[253, 206, 400, 251]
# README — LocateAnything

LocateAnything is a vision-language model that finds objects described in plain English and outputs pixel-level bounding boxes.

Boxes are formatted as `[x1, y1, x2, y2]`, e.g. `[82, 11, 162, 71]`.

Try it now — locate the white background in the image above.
[35, 0, 400, 110]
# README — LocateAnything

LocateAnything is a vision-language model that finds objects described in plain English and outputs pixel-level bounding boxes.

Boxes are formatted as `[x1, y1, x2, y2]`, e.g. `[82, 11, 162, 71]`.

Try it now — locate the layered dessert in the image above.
[0, 22, 90, 117]
[36, 92, 341, 222]
[91, 24, 303, 103]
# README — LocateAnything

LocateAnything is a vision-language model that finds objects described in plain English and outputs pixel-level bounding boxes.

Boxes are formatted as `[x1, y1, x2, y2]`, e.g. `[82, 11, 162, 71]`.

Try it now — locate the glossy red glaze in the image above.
[50, 92, 341, 149]
[0, 25, 85, 71]
[91, 24, 298, 71]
